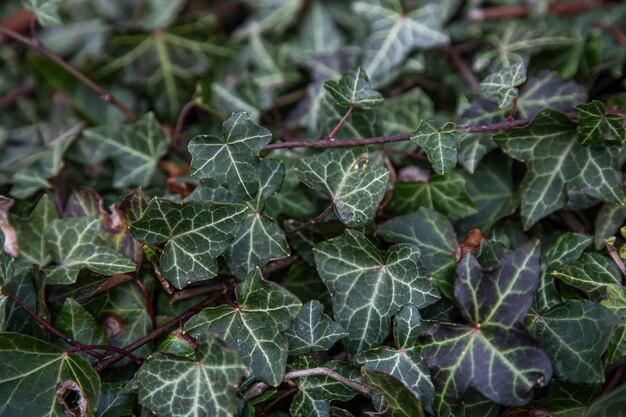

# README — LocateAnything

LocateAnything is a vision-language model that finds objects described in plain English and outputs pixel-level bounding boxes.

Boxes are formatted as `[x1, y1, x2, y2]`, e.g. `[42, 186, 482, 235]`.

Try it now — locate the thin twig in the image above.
[66, 344, 143, 364]
[0, 25, 139, 121]
[151, 259, 174, 295]
[94, 296, 215, 371]
[604, 239, 626, 278]
[263, 108, 626, 151]
[169, 282, 228, 304]
[468, 0, 602, 21]
[173, 99, 198, 145]
[262, 255, 299, 275]
[286, 203, 334, 236]
[443, 46, 480, 94]
[326, 105, 353, 140]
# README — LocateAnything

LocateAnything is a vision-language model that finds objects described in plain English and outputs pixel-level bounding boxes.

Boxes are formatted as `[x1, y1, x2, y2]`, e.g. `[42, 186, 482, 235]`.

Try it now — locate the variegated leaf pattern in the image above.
[480, 60, 527, 108]
[323, 67, 384, 109]
[21, 0, 64, 26]
[137, 334, 244, 417]
[13, 193, 59, 271]
[362, 368, 427, 417]
[130, 197, 247, 288]
[296, 148, 389, 227]
[411, 121, 469, 175]
[314, 229, 439, 353]
[286, 300, 347, 355]
[184, 268, 301, 386]
[516, 71, 586, 119]
[576, 100, 625, 146]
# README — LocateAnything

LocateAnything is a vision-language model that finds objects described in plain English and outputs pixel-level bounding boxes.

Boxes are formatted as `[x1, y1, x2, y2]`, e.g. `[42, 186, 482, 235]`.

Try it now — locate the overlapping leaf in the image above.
[12, 194, 58, 271]
[323, 67, 384, 109]
[130, 197, 247, 288]
[286, 300, 347, 354]
[411, 121, 469, 175]
[296, 148, 389, 227]
[362, 369, 427, 417]
[419, 242, 553, 415]
[54, 298, 107, 347]
[480, 60, 527, 108]
[576, 100, 625, 146]
[184, 268, 301, 386]
[551, 253, 621, 297]
[494, 109, 623, 229]
[314, 229, 439, 353]
[137, 334, 244, 417]
[516, 71, 586, 119]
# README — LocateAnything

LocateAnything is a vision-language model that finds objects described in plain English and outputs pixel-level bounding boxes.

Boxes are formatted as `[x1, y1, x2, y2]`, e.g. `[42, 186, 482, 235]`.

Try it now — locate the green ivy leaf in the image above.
[380, 87, 434, 135]
[130, 197, 247, 289]
[184, 268, 301, 386]
[0, 232, 14, 328]
[451, 390, 500, 417]
[419, 242, 553, 415]
[480, 60, 527, 108]
[378, 208, 459, 299]
[551, 253, 622, 297]
[189, 112, 272, 199]
[13, 193, 59, 271]
[494, 109, 624, 229]
[82, 113, 168, 188]
[314, 229, 439, 353]
[393, 304, 423, 348]
[516, 71, 586, 119]
[576, 101, 625, 146]
[319, 94, 383, 140]
[391, 172, 477, 221]
[528, 300, 615, 384]
[22, 0, 65, 26]
[362, 368, 427, 417]
[137, 334, 244, 417]
[54, 298, 108, 347]
[594, 204, 626, 249]
[352, 1, 449, 85]
[296, 148, 389, 228]
[600, 284, 626, 364]
[410, 121, 469, 175]
[323, 67, 384, 109]
[286, 300, 347, 355]
[0, 332, 101, 417]
[583, 384, 626, 417]
[44, 218, 136, 285]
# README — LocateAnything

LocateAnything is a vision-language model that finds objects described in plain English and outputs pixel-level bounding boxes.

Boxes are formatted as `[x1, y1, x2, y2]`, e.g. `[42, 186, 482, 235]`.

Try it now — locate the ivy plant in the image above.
[0, 1, 625, 417]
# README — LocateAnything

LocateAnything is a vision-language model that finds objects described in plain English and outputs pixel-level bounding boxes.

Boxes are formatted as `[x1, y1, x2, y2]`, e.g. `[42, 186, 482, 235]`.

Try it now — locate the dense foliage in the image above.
[0, 0, 626, 416]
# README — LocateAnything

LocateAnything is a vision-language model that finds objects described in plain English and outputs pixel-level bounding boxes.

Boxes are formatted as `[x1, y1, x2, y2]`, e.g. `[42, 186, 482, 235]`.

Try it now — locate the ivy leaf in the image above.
[286, 300, 347, 355]
[551, 253, 622, 297]
[296, 148, 389, 228]
[13, 193, 59, 271]
[319, 94, 383, 140]
[480, 60, 527, 108]
[22, 0, 65, 26]
[54, 298, 108, 347]
[378, 208, 459, 299]
[44, 218, 136, 285]
[362, 368, 427, 417]
[583, 384, 626, 417]
[393, 304, 423, 348]
[391, 172, 477, 221]
[410, 121, 469, 175]
[419, 242, 553, 415]
[494, 109, 623, 229]
[189, 112, 272, 199]
[82, 113, 168, 188]
[0, 332, 101, 417]
[130, 197, 247, 289]
[314, 229, 439, 353]
[323, 67, 384, 109]
[528, 300, 616, 384]
[352, 1, 449, 85]
[184, 268, 301, 386]
[600, 284, 626, 364]
[380, 87, 434, 135]
[516, 71, 587, 119]
[576, 100, 625, 146]
[137, 334, 244, 417]
[594, 204, 626, 249]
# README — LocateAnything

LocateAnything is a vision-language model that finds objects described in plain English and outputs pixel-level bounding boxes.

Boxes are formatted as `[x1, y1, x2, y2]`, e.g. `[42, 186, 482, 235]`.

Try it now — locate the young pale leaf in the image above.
[314, 229, 439, 353]
[352, 1, 448, 85]
[296, 148, 389, 227]
[0, 332, 101, 417]
[285, 300, 347, 354]
[189, 112, 272, 199]
[82, 113, 168, 188]
[494, 109, 623, 229]
[137, 334, 244, 417]
[184, 268, 301, 386]
[54, 298, 108, 347]
[419, 242, 553, 415]
[323, 67, 384, 109]
[22, 0, 65, 26]
[44, 218, 136, 285]
[480, 60, 527, 108]
[528, 300, 616, 384]
[410, 121, 469, 175]
[362, 368, 427, 417]
[130, 198, 247, 289]
[391, 172, 477, 221]
[576, 101, 625, 146]
[13, 193, 59, 271]
[378, 208, 458, 298]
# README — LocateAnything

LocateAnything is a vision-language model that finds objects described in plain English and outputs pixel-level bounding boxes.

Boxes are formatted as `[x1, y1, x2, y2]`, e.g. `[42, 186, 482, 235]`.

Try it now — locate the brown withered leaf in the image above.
[0, 195, 18, 257]
[459, 228, 488, 258]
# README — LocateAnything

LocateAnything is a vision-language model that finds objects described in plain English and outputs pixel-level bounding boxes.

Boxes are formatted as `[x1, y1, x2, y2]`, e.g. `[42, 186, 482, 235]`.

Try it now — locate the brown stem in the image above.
[0, 25, 139, 121]
[173, 99, 198, 145]
[263, 108, 626, 151]
[286, 203, 334, 236]
[443, 46, 480, 94]
[151, 260, 174, 295]
[5, 292, 103, 359]
[93, 296, 215, 371]
[169, 282, 228, 304]
[262, 255, 299, 275]
[468, 0, 602, 21]
[66, 345, 142, 364]
[326, 105, 353, 140]
[604, 239, 626, 278]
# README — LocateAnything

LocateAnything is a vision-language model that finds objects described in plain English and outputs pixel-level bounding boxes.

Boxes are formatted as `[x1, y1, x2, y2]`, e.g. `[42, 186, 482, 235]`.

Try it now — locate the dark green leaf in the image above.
[286, 300, 347, 354]
[410, 121, 469, 175]
[516, 71, 587, 119]
[54, 298, 107, 347]
[323, 67, 384, 109]
[576, 100, 625, 146]
[13, 193, 59, 271]
[362, 368, 427, 417]
[480, 60, 527, 108]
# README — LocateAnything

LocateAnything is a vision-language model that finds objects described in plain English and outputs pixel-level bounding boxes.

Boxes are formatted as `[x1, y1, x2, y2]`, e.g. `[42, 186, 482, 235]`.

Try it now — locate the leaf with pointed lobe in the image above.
[576, 100, 625, 146]
[296, 148, 389, 228]
[594, 203, 626, 250]
[130, 197, 247, 289]
[286, 300, 347, 355]
[137, 334, 244, 417]
[410, 121, 469, 175]
[184, 268, 301, 386]
[362, 368, 427, 417]
[323, 67, 384, 110]
[54, 298, 107, 347]
[480, 60, 527, 108]
[393, 304, 423, 349]
[516, 71, 587, 119]
[600, 284, 626, 364]
[551, 253, 622, 297]
[314, 229, 439, 353]
[22, 0, 65, 26]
